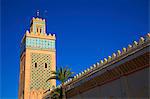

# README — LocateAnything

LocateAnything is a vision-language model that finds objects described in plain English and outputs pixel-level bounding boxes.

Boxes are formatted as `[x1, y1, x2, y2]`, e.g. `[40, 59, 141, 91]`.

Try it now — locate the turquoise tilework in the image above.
[26, 37, 55, 50]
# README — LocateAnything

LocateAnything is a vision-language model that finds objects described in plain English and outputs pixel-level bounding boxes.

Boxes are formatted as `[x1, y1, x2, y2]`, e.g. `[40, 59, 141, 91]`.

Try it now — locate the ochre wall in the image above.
[24, 49, 56, 99]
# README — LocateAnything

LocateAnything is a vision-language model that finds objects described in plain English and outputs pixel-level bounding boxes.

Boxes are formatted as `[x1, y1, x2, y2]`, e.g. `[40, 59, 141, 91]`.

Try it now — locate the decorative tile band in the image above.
[20, 37, 55, 54]
[26, 37, 55, 49]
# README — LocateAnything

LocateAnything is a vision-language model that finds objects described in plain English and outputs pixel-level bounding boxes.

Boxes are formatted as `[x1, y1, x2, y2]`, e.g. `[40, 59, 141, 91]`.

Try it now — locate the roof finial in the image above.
[37, 10, 40, 17]
[44, 10, 48, 19]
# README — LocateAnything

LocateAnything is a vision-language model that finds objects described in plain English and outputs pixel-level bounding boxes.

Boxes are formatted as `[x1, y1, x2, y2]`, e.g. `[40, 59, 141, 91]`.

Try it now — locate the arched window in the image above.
[45, 63, 47, 68]
[40, 28, 42, 33]
[37, 28, 38, 33]
[35, 63, 37, 68]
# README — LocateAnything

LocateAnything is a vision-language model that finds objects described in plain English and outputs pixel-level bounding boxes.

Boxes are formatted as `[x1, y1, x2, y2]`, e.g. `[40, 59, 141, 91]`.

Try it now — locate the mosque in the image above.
[18, 17, 150, 99]
[18, 17, 56, 99]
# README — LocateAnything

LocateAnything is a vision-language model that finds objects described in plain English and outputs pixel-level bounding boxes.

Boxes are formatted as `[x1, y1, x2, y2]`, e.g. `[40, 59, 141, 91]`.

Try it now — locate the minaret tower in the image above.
[18, 17, 56, 99]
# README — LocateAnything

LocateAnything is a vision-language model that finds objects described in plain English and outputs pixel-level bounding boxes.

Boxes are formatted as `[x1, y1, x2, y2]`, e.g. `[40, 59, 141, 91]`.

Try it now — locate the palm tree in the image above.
[50, 90, 60, 99]
[47, 66, 74, 99]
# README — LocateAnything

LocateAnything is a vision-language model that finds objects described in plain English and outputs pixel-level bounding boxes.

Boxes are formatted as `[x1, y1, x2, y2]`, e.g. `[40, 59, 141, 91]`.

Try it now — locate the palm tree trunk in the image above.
[62, 84, 66, 99]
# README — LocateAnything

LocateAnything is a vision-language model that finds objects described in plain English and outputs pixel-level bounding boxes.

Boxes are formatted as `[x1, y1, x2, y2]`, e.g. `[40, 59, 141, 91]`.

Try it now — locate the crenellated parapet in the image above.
[31, 17, 46, 22]
[43, 33, 150, 96]
[20, 30, 56, 55]
[20, 17, 56, 54]
[25, 30, 56, 40]
[56, 33, 150, 88]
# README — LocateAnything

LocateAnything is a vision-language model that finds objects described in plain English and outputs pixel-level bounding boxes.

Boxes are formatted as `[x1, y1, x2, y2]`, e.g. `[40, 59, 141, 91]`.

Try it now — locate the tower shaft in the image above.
[18, 17, 56, 99]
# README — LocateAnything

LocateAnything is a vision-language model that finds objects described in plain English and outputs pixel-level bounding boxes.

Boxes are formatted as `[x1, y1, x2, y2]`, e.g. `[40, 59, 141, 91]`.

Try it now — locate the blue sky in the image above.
[1, 0, 148, 98]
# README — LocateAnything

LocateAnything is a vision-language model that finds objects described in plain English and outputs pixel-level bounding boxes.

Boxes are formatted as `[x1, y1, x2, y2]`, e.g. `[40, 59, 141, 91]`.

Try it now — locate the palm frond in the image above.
[47, 76, 58, 82]
[47, 66, 74, 84]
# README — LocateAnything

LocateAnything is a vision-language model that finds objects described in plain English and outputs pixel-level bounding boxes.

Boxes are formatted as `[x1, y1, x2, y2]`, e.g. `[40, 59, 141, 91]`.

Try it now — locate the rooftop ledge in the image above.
[44, 32, 150, 95]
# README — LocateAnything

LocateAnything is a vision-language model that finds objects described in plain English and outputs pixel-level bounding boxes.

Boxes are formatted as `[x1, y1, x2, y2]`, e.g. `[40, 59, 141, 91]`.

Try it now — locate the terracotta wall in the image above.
[69, 67, 149, 99]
